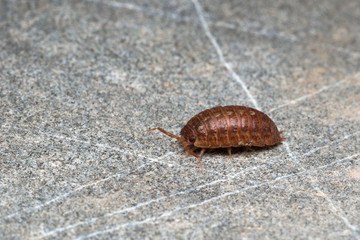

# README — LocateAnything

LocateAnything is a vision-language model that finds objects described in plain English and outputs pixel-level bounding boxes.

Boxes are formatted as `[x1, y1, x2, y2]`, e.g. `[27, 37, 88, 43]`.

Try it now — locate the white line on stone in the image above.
[192, 0, 261, 111]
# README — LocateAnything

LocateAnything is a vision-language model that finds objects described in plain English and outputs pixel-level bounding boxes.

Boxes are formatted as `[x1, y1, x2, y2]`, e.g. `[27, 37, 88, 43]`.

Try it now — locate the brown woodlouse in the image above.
[147, 105, 285, 171]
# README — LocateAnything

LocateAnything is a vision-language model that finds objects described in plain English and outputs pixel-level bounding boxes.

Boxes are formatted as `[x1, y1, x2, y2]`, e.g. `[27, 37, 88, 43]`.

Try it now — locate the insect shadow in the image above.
[192, 145, 278, 159]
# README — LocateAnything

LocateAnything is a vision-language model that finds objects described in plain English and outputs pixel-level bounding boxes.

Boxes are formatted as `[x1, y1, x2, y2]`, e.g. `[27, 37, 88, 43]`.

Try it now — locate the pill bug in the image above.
[147, 105, 285, 171]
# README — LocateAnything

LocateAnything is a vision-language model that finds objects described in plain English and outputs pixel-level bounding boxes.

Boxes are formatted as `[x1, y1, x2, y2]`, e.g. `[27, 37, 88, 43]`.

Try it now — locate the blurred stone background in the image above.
[0, 0, 359, 239]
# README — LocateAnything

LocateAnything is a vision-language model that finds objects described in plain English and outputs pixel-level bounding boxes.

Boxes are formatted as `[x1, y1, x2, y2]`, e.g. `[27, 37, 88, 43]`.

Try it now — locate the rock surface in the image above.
[0, 0, 359, 239]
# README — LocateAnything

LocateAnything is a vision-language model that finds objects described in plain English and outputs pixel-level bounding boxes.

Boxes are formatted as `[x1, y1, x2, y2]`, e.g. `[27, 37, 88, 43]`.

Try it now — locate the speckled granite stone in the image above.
[0, 0, 359, 239]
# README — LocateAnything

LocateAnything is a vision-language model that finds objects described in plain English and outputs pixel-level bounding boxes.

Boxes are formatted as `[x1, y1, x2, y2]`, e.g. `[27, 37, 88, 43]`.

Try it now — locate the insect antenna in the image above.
[147, 128, 204, 172]
[146, 128, 184, 142]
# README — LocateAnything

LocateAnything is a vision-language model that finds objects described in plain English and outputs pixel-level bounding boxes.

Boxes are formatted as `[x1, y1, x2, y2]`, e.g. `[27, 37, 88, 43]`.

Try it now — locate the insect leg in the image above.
[279, 130, 286, 140]
[183, 146, 198, 155]
[183, 142, 203, 172]
[227, 148, 232, 159]
[243, 146, 256, 152]
[146, 127, 184, 142]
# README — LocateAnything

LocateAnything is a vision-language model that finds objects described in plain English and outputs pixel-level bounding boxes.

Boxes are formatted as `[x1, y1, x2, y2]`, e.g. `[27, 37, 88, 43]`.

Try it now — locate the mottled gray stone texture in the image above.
[0, 0, 359, 239]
